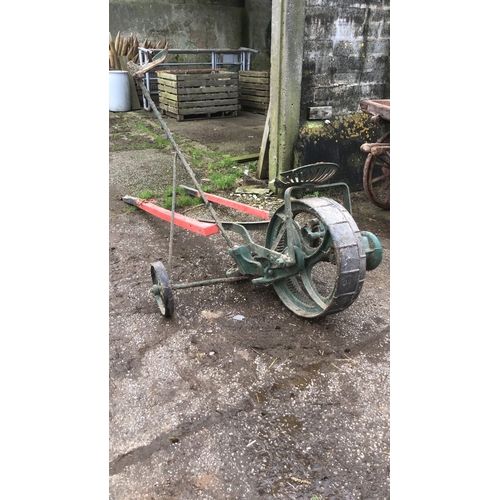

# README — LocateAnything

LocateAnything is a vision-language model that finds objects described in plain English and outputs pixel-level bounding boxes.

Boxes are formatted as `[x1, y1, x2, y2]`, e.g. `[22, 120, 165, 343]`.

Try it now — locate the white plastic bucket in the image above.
[109, 70, 131, 112]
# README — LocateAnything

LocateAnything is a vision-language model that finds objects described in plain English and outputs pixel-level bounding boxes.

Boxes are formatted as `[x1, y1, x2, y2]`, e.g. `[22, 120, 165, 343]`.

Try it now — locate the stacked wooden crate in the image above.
[157, 69, 239, 121]
[238, 71, 270, 114]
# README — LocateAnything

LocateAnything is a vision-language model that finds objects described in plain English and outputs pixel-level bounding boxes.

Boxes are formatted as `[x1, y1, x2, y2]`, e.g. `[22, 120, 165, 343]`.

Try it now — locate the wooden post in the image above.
[268, 0, 306, 192]
[257, 103, 271, 179]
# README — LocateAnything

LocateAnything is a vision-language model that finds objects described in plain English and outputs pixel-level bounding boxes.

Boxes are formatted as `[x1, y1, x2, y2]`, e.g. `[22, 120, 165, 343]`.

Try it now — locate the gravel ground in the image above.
[109, 110, 390, 499]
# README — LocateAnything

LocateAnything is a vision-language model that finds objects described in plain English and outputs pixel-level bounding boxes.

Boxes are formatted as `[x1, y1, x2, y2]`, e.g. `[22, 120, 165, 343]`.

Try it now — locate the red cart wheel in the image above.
[363, 132, 390, 210]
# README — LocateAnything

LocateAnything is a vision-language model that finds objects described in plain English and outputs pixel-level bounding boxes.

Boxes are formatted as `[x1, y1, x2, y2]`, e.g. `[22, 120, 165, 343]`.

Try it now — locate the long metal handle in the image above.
[127, 61, 235, 249]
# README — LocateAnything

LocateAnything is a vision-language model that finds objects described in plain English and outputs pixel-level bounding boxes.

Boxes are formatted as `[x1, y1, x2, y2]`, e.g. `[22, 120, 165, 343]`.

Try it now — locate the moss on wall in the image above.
[295, 113, 388, 190]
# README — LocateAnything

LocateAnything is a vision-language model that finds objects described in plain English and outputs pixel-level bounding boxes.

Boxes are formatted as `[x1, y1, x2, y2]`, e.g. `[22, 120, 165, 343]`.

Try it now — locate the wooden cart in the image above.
[360, 99, 390, 210]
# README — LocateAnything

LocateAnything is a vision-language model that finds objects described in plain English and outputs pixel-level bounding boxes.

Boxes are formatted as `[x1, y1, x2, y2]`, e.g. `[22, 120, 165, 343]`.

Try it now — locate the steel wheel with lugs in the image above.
[264, 197, 366, 319]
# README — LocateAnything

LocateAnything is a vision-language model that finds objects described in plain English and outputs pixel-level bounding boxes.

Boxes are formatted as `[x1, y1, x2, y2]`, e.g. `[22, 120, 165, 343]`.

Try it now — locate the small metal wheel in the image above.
[265, 198, 366, 319]
[363, 131, 390, 210]
[150, 261, 174, 317]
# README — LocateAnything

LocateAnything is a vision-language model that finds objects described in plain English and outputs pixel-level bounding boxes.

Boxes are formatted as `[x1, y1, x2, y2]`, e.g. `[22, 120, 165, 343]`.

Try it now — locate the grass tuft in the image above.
[137, 189, 154, 199]
[162, 187, 202, 210]
[209, 172, 242, 190]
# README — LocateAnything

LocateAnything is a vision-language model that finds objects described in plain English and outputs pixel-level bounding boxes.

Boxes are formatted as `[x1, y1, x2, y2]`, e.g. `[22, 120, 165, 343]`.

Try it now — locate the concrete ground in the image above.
[109, 109, 390, 499]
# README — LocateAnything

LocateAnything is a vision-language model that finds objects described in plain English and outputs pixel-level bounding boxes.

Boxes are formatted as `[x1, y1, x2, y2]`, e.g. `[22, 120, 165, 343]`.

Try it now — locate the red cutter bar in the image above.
[122, 189, 270, 237]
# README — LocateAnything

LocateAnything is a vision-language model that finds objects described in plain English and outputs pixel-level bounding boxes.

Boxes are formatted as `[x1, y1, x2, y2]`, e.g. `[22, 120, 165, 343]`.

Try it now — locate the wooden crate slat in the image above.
[240, 89, 270, 98]
[239, 76, 270, 85]
[160, 97, 239, 109]
[158, 83, 239, 95]
[158, 71, 237, 83]
[172, 78, 238, 89]
[177, 105, 240, 115]
[159, 80, 238, 91]
[179, 100, 239, 111]
[162, 104, 240, 120]
[239, 70, 270, 78]
[156, 79, 179, 90]
[162, 103, 240, 112]
[238, 70, 270, 113]
[159, 91, 239, 103]
[175, 73, 237, 83]
[158, 69, 239, 121]
[157, 69, 232, 78]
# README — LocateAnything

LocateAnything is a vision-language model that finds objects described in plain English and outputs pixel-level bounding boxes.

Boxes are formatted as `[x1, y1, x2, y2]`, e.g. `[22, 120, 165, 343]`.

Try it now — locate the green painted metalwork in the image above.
[362, 231, 383, 271]
[128, 62, 382, 318]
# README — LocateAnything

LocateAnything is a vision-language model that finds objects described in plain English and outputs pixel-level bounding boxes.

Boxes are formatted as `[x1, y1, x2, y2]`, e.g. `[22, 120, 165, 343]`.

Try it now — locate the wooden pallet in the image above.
[157, 69, 240, 121]
[160, 108, 239, 121]
[239, 70, 270, 114]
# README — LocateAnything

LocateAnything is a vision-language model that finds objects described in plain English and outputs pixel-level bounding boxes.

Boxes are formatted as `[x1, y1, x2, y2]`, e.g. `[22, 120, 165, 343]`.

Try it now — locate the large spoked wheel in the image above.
[150, 261, 174, 317]
[363, 131, 390, 210]
[265, 198, 366, 319]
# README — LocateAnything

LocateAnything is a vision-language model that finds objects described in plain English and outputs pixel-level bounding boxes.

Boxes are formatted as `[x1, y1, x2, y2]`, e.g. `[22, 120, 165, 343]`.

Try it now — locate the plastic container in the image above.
[109, 70, 131, 112]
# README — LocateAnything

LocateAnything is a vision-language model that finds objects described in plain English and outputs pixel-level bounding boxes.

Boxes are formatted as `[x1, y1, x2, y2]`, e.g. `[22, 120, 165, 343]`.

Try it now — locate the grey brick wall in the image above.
[295, 1, 390, 189]
[302, 0, 390, 119]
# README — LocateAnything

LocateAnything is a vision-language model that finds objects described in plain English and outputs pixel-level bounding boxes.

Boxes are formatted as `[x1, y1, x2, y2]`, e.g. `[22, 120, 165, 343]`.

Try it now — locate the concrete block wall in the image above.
[109, 0, 271, 70]
[301, 0, 390, 118]
[295, 0, 390, 189]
